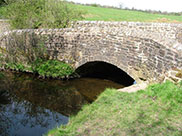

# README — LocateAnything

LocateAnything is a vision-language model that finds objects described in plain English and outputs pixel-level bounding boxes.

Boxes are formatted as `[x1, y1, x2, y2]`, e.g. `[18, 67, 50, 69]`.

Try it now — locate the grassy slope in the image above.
[48, 81, 182, 136]
[1, 3, 182, 22]
[71, 4, 182, 23]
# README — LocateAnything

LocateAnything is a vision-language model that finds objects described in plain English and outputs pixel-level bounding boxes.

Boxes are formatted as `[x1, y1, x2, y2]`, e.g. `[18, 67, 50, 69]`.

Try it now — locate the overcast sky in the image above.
[67, 0, 182, 12]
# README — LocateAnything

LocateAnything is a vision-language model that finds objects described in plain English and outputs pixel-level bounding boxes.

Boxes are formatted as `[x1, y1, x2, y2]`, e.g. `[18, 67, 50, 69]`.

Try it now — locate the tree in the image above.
[119, 2, 124, 9]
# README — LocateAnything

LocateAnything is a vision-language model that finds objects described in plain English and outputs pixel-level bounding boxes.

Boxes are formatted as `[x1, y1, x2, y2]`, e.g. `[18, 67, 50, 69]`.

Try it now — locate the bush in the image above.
[90, 4, 100, 7]
[3, 0, 84, 29]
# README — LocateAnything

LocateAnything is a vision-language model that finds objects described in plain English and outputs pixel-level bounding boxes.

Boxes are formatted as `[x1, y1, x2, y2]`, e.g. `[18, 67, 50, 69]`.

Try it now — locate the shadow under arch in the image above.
[75, 61, 135, 86]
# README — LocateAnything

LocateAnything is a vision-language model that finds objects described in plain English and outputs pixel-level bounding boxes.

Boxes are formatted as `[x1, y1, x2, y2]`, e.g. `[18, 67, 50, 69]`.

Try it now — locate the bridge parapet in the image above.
[73, 21, 182, 51]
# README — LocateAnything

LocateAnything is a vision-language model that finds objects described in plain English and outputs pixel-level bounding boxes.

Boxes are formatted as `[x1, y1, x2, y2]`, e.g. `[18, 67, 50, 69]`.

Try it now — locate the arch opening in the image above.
[75, 61, 135, 86]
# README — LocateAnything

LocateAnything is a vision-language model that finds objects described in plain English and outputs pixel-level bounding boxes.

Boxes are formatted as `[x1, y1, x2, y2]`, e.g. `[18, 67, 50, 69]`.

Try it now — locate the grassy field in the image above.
[1, 3, 182, 23]
[70, 4, 182, 23]
[48, 81, 182, 136]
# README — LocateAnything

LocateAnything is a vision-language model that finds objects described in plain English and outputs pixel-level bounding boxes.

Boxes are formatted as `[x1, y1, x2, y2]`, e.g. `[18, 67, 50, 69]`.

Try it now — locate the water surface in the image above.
[0, 71, 124, 136]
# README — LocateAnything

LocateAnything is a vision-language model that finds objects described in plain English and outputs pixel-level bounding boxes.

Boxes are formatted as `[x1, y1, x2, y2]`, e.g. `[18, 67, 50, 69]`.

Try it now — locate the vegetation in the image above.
[3, 60, 75, 79]
[1, 57, 75, 79]
[0, 1, 6, 18]
[80, 3, 182, 16]
[70, 4, 182, 23]
[0, 0, 84, 29]
[0, 72, 4, 79]
[0, 1, 182, 25]
[175, 69, 182, 78]
[1, 1, 182, 26]
[48, 81, 182, 136]
[33, 59, 74, 78]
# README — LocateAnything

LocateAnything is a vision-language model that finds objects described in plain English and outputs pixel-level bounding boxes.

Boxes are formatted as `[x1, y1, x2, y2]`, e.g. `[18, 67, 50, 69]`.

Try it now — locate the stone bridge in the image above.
[1, 21, 182, 83]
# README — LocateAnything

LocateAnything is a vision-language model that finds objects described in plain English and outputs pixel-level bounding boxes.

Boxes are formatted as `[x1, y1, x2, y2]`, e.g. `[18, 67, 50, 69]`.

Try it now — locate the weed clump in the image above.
[33, 59, 74, 78]
[175, 69, 182, 78]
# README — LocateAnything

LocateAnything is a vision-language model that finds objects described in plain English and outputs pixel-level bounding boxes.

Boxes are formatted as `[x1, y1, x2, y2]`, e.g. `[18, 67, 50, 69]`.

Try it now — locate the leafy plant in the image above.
[5, 63, 25, 71]
[33, 59, 74, 78]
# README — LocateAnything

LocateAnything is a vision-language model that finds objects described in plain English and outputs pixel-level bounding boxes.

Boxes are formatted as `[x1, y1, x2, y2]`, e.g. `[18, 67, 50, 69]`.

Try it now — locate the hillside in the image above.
[1, 3, 182, 23]
[71, 4, 182, 23]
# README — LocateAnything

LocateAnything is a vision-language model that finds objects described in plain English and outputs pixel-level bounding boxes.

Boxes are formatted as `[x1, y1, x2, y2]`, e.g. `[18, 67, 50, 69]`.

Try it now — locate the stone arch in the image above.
[75, 60, 135, 86]
[73, 36, 152, 83]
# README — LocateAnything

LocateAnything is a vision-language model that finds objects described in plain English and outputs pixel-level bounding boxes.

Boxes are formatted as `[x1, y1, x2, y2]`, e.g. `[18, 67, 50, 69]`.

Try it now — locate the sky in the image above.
[67, 0, 182, 12]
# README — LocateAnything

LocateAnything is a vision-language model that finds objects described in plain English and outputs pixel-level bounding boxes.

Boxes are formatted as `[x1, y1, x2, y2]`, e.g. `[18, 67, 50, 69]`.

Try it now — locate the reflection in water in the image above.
[0, 71, 124, 136]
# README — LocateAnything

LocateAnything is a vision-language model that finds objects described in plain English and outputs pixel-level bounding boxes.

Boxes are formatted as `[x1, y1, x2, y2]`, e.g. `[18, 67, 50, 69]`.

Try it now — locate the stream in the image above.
[0, 71, 125, 136]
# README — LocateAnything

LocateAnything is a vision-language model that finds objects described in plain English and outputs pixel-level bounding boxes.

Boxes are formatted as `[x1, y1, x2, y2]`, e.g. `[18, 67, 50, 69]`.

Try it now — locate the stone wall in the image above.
[0, 21, 182, 83]
[0, 19, 10, 34]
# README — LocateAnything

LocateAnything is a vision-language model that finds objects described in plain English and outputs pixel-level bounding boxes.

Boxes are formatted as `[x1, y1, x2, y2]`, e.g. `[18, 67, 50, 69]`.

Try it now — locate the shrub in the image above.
[90, 4, 100, 7]
[3, 0, 84, 29]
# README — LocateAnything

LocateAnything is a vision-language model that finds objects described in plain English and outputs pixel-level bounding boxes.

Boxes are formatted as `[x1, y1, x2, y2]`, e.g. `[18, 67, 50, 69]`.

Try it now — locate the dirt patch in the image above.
[82, 13, 100, 18]
[118, 82, 148, 93]
[150, 18, 181, 23]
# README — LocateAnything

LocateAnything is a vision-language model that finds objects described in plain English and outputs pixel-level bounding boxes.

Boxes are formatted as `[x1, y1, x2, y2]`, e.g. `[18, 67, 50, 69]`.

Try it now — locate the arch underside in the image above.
[75, 60, 135, 86]
[74, 50, 145, 83]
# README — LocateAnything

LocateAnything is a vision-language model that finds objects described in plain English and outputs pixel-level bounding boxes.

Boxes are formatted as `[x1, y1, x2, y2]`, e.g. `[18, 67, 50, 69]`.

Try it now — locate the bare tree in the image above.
[119, 2, 124, 9]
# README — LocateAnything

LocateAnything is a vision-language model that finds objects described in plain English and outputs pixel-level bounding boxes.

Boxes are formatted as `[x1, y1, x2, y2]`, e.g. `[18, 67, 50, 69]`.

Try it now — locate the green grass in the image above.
[1, 3, 182, 23]
[0, 6, 6, 19]
[69, 4, 182, 23]
[47, 81, 182, 136]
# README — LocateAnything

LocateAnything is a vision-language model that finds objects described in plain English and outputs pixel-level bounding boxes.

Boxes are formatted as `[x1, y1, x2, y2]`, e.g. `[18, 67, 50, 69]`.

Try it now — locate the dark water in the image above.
[0, 71, 124, 136]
